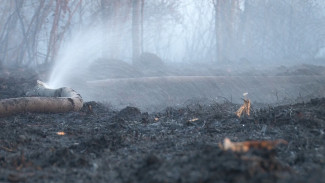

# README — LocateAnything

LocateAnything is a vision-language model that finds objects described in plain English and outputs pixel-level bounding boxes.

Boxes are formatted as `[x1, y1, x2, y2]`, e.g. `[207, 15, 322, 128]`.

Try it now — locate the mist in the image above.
[2, 0, 325, 65]
[3, 2, 325, 181]
[48, 0, 325, 64]
[1, 0, 325, 111]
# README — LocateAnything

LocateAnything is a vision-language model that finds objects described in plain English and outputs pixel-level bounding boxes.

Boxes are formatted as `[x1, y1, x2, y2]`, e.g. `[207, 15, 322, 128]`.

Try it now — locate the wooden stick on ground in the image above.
[0, 80, 83, 117]
[219, 138, 288, 152]
[235, 93, 251, 118]
[235, 99, 251, 117]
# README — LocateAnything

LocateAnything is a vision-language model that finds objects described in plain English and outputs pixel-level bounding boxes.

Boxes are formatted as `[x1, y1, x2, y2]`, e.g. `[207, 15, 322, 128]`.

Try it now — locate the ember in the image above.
[56, 132, 66, 136]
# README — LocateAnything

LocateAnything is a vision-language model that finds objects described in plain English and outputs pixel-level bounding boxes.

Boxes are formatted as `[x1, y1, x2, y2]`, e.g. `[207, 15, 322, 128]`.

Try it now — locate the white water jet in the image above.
[48, 26, 104, 89]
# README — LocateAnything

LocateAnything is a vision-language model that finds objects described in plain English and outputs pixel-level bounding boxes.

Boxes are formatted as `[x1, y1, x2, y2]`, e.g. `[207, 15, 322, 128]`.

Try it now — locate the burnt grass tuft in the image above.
[0, 69, 325, 182]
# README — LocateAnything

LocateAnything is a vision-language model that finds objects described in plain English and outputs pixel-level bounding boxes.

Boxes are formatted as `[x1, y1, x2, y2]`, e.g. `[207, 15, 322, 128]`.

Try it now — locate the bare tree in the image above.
[45, 0, 82, 64]
[132, 0, 143, 62]
[212, 0, 240, 63]
[0, 0, 82, 67]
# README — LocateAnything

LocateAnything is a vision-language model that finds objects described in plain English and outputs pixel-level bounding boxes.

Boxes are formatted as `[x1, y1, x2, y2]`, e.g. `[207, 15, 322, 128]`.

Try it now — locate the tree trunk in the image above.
[140, 0, 144, 53]
[0, 81, 83, 117]
[45, 0, 61, 63]
[215, 0, 224, 63]
[132, 0, 142, 63]
[214, 0, 239, 63]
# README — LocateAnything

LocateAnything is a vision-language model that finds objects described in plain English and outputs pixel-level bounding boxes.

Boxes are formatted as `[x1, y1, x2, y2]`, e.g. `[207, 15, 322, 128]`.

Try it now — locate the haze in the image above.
[1, 0, 325, 111]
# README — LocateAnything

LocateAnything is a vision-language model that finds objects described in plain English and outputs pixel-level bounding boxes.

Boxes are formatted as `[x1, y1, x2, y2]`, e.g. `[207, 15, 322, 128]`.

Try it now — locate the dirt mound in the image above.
[276, 64, 325, 76]
[0, 68, 37, 99]
[88, 58, 143, 79]
[133, 52, 166, 76]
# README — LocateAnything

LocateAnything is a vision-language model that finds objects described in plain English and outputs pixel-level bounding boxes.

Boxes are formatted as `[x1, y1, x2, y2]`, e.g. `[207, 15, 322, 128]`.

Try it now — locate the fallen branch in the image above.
[84, 75, 325, 109]
[0, 80, 83, 117]
[219, 138, 288, 153]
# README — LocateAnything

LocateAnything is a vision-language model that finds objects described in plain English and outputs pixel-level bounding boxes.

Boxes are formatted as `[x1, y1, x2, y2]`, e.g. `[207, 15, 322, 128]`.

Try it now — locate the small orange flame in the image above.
[56, 132, 66, 136]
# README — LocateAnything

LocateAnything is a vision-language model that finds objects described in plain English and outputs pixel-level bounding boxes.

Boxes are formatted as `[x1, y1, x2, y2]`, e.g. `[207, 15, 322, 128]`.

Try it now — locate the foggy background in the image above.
[1, 0, 325, 111]
[1, 0, 325, 66]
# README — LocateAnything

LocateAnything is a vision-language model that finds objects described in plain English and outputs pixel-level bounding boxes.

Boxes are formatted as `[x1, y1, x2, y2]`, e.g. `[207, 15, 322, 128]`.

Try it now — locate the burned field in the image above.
[0, 68, 325, 183]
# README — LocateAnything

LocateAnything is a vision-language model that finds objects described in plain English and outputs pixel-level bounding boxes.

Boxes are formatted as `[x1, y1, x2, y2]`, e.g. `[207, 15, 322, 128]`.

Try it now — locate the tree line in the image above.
[0, 0, 324, 67]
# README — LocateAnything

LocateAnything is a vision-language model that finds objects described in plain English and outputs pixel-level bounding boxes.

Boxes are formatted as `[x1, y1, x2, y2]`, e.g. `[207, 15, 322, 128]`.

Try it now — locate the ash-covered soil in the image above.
[0, 67, 325, 183]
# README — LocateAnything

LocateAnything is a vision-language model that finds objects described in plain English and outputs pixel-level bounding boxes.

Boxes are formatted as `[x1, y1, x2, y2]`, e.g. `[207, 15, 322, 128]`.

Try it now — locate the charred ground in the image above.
[0, 67, 325, 183]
